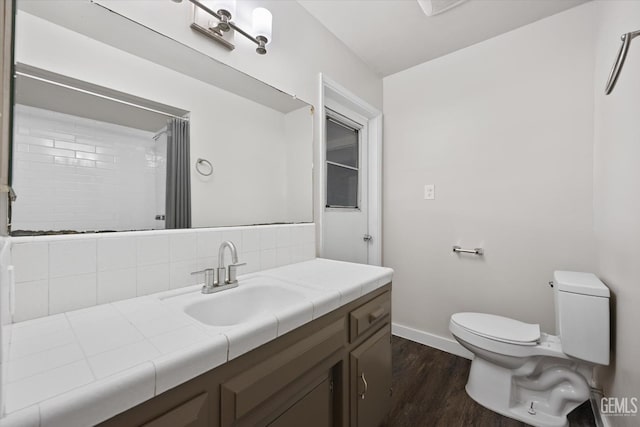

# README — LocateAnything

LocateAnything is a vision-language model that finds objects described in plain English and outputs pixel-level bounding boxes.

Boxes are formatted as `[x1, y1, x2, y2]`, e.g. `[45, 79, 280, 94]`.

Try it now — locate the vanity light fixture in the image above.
[417, 0, 469, 17]
[178, 0, 273, 55]
[252, 8, 272, 55]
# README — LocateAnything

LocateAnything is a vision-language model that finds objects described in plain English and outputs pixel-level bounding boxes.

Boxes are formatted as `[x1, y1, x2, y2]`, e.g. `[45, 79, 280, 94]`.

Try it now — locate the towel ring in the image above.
[195, 158, 213, 176]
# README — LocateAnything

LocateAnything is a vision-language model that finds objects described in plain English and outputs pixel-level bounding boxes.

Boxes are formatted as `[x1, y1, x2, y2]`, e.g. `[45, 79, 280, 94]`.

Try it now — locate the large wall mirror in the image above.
[9, 0, 313, 235]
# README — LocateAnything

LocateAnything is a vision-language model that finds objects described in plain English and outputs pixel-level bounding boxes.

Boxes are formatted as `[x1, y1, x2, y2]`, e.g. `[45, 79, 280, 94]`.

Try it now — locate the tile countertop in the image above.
[0, 258, 393, 427]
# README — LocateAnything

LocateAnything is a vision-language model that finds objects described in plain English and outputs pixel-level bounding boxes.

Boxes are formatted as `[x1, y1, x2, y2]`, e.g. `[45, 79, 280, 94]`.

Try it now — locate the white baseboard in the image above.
[392, 322, 474, 360]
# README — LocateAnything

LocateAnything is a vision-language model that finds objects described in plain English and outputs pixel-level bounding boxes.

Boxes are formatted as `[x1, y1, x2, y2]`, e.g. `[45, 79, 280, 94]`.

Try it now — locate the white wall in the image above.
[383, 4, 596, 344]
[284, 106, 313, 222]
[15, 11, 311, 228]
[94, 0, 382, 111]
[593, 1, 640, 424]
[12, 105, 162, 232]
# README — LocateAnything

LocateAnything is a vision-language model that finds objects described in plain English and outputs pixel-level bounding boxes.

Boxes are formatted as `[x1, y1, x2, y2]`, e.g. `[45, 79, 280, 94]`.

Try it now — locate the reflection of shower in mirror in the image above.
[10, 104, 175, 233]
[10, 65, 190, 234]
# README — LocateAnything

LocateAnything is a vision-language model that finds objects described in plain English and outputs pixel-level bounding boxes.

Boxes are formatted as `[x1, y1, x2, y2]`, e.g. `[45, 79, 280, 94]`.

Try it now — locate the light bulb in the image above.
[252, 7, 272, 44]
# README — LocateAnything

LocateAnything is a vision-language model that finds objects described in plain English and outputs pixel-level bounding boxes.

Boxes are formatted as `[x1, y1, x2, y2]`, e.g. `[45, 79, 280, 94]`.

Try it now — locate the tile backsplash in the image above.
[0, 237, 10, 415]
[9, 223, 316, 322]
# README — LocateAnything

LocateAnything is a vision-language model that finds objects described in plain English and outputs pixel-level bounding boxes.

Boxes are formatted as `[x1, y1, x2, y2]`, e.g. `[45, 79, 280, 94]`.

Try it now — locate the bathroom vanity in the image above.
[101, 283, 391, 427]
[0, 2, 392, 425]
[0, 259, 393, 427]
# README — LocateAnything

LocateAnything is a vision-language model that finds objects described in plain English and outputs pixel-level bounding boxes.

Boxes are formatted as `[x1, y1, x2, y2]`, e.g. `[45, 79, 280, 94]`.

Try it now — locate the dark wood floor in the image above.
[385, 336, 596, 427]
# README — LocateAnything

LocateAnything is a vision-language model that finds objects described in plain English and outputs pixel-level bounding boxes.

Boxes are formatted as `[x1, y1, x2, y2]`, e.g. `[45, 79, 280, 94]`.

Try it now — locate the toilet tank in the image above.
[553, 271, 610, 365]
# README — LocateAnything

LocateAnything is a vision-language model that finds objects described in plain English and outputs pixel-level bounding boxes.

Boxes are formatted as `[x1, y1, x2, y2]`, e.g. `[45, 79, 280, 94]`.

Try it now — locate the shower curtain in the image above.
[165, 118, 191, 229]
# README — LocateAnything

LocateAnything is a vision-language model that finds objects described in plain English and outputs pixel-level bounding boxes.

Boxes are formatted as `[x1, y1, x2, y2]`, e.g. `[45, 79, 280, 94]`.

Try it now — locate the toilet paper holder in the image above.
[452, 245, 484, 256]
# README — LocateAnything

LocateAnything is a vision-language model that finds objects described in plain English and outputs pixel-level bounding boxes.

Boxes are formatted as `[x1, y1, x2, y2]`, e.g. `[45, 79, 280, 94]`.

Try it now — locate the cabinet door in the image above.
[142, 393, 209, 427]
[351, 325, 391, 427]
[269, 376, 332, 427]
[221, 319, 344, 426]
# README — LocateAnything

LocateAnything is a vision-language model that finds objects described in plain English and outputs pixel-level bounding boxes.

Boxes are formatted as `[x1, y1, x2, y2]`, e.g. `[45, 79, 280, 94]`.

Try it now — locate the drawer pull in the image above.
[368, 307, 385, 323]
[360, 372, 368, 400]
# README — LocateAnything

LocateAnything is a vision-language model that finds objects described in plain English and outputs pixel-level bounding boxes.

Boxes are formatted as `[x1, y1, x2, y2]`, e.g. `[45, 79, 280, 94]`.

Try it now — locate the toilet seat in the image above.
[451, 312, 540, 346]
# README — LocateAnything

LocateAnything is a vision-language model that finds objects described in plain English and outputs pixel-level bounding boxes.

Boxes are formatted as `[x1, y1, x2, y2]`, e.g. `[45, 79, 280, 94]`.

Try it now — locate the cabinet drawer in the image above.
[350, 291, 390, 342]
[142, 393, 209, 427]
[221, 318, 345, 426]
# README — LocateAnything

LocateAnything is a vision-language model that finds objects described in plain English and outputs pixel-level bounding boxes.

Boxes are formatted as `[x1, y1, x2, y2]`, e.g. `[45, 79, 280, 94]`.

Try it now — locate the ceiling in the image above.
[298, 0, 589, 76]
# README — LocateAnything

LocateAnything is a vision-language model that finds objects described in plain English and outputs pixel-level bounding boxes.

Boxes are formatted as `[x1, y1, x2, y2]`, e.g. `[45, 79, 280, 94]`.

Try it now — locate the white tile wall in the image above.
[97, 238, 136, 271]
[49, 240, 97, 278]
[13, 280, 48, 323]
[10, 242, 47, 283]
[97, 268, 137, 304]
[49, 274, 97, 314]
[0, 237, 10, 416]
[12, 105, 165, 232]
[9, 223, 316, 322]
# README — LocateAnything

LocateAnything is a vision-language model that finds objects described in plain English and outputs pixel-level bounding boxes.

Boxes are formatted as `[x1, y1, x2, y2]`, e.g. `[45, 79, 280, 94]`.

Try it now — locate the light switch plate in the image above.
[424, 184, 435, 200]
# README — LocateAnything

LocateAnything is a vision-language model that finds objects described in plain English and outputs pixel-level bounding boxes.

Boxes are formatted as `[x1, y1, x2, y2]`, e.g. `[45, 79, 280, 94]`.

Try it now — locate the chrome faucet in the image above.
[217, 240, 245, 286]
[191, 240, 246, 294]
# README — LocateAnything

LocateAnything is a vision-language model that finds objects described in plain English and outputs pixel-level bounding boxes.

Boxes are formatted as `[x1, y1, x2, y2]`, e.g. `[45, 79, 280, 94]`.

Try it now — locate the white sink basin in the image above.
[177, 279, 310, 327]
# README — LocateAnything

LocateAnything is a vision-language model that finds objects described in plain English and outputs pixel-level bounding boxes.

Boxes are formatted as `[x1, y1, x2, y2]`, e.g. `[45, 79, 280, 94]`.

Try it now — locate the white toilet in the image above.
[449, 271, 610, 427]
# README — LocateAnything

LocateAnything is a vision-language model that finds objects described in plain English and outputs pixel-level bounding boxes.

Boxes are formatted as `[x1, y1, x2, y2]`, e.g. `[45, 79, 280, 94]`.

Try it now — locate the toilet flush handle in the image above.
[548, 281, 554, 288]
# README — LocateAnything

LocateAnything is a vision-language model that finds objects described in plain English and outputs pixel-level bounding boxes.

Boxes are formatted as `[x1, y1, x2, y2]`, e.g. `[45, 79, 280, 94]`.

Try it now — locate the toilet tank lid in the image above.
[553, 271, 610, 298]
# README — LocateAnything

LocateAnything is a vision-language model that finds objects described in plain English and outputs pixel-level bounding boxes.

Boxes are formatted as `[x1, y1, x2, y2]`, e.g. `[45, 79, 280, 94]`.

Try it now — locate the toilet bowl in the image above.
[450, 271, 610, 427]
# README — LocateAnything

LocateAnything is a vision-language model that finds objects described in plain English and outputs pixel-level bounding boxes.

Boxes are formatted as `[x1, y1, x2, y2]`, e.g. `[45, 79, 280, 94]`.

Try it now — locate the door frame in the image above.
[0, 0, 14, 236]
[317, 73, 382, 266]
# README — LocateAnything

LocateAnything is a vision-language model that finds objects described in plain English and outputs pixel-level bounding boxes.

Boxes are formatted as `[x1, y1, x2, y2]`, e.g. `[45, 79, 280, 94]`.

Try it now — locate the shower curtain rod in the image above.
[152, 129, 167, 140]
[15, 71, 189, 121]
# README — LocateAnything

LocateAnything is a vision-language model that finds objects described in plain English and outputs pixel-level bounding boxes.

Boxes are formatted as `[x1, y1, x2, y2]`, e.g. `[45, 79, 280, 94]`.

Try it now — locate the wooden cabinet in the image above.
[269, 375, 333, 427]
[349, 292, 391, 342]
[220, 319, 344, 426]
[350, 326, 392, 427]
[143, 393, 210, 427]
[100, 285, 391, 427]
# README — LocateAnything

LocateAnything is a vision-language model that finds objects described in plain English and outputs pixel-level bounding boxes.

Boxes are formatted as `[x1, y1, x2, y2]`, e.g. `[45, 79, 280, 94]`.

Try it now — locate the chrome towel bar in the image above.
[453, 245, 484, 256]
[605, 29, 640, 95]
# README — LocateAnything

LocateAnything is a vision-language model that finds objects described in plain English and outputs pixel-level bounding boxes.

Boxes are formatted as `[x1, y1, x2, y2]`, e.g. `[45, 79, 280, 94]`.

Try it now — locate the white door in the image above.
[323, 107, 370, 264]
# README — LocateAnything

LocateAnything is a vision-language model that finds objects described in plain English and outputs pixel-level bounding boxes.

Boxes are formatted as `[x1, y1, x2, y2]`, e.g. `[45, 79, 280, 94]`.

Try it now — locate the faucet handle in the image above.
[227, 262, 247, 285]
[191, 268, 216, 288]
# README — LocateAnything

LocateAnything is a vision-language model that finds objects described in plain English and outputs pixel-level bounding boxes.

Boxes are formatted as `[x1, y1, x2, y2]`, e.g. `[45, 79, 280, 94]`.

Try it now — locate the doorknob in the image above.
[363, 234, 372, 242]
